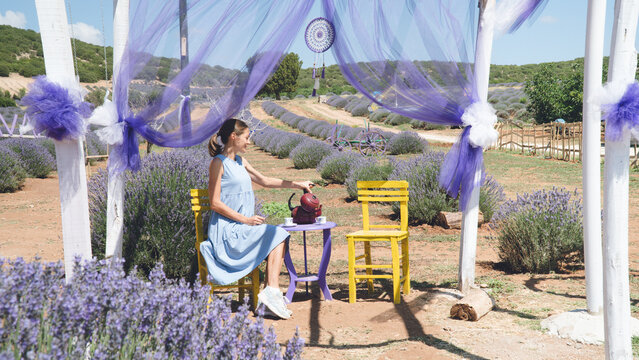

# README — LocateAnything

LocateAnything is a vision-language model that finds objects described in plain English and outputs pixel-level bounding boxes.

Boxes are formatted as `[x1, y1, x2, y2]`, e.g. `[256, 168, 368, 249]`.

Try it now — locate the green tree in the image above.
[260, 52, 302, 100]
[524, 63, 584, 124]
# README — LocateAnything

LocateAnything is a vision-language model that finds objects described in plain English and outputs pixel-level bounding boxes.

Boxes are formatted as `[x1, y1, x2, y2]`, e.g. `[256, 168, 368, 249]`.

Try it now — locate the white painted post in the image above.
[105, 0, 129, 258]
[602, 0, 639, 358]
[458, 0, 495, 294]
[34, 0, 92, 280]
[582, 0, 605, 316]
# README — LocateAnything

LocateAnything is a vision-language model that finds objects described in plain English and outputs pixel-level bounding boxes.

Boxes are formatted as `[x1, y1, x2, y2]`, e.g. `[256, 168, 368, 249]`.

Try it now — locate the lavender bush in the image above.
[289, 139, 333, 169]
[490, 187, 584, 273]
[345, 157, 395, 199]
[0, 137, 55, 178]
[0, 257, 305, 359]
[0, 146, 27, 192]
[387, 131, 428, 155]
[274, 133, 304, 159]
[316, 151, 362, 184]
[388, 152, 457, 224]
[89, 148, 209, 280]
[479, 175, 506, 222]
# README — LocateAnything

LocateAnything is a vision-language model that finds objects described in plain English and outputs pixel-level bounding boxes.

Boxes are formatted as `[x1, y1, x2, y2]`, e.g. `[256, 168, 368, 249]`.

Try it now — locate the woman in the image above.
[200, 118, 313, 319]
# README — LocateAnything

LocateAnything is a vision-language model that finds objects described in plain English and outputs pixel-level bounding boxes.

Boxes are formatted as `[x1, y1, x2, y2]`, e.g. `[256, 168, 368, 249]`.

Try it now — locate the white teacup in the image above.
[316, 216, 327, 224]
[284, 217, 294, 226]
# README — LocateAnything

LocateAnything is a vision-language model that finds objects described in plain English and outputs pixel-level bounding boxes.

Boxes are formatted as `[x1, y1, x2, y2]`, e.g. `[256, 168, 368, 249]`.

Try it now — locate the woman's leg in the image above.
[265, 240, 287, 288]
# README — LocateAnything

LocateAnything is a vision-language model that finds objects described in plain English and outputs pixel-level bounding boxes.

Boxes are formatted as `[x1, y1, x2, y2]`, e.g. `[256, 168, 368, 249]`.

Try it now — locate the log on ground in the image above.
[450, 288, 494, 321]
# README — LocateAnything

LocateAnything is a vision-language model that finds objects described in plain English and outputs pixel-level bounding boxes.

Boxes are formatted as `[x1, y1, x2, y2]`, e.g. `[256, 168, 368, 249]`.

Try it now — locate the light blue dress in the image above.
[200, 154, 290, 285]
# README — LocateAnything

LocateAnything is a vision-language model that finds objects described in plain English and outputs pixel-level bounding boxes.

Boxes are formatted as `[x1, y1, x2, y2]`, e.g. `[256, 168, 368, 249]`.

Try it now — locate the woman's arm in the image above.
[243, 157, 314, 192]
[209, 158, 264, 225]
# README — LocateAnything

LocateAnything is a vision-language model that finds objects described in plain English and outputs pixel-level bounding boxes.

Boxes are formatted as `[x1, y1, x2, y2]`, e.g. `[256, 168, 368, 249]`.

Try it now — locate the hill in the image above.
[0, 25, 113, 83]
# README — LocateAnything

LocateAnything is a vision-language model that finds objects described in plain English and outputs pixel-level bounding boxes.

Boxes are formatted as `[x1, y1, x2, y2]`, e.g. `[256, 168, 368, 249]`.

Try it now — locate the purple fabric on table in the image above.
[21, 76, 90, 141]
[108, 0, 312, 175]
[322, 0, 545, 210]
[602, 81, 639, 142]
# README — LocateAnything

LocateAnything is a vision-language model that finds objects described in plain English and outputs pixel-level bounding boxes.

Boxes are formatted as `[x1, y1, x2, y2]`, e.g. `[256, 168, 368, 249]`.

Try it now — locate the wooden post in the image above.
[602, 0, 639, 358]
[458, 0, 494, 294]
[106, 0, 129, 259]
[35, 0, 92, 281]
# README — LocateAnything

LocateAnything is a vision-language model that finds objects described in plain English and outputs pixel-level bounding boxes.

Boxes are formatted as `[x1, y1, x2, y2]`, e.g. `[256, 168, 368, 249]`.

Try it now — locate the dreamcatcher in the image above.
[304, 17, 335, 97]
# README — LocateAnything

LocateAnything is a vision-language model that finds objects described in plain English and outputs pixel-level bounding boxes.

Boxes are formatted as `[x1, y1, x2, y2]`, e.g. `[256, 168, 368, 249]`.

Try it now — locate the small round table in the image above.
[279, 221, 336, 302]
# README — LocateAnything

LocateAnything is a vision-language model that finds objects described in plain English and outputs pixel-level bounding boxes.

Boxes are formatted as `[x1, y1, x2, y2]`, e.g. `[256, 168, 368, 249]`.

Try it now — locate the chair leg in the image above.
[402, 237, 410, 295]
[348, 237, 356, 303]
[364, 241, 374, 294]
[390, 238, 401, 304]
[238, 277, 245, 303]
[251, 268, 260, 309]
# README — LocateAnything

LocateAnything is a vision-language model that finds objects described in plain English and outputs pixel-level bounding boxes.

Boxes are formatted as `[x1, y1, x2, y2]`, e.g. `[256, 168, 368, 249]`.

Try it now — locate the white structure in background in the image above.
[34, 0, 92, 280]
[105, 0, 129, 259]
[582, 0, 605, 316]
[458, 0, 496, 293]
[603, 0, 639, 358]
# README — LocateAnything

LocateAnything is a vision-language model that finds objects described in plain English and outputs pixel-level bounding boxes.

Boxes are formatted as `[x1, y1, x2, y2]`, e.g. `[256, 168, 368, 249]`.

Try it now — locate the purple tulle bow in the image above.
[21, 76, 92, 141]
[602, 81, 639, 141]
[439, 127, 485, 211]
[108, 116, 144, 175]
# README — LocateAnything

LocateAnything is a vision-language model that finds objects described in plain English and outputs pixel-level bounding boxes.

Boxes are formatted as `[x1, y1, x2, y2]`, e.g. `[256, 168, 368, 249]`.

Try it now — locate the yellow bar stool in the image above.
[346, 180, 410, 304]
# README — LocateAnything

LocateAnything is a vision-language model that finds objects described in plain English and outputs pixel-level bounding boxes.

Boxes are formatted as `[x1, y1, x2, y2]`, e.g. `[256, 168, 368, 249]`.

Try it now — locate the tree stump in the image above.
[435, 211, 484, 229]
[449, 288, 494, 321]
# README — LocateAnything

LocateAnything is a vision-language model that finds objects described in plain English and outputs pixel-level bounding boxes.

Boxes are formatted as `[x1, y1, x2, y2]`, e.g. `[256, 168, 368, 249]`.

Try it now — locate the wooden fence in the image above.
[495, 121, 639, 166]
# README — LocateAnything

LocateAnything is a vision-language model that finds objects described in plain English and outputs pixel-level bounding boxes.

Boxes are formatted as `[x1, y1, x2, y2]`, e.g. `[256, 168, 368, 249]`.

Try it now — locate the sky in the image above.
[0, 0, 634, 68]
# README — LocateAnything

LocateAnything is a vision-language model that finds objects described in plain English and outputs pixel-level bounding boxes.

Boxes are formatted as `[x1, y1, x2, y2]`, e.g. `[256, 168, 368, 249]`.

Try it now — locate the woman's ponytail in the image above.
[208, 118, 249, 157]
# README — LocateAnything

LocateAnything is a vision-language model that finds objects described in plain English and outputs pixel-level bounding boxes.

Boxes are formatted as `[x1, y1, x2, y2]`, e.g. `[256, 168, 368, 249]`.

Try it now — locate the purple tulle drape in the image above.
[107, 0, 312, 174]
[322, 0, 547, 210]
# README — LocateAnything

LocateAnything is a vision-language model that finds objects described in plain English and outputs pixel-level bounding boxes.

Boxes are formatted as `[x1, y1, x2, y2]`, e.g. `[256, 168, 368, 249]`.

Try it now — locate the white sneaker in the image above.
[257, 287, 291, 320]
[256, 294, 292, 317]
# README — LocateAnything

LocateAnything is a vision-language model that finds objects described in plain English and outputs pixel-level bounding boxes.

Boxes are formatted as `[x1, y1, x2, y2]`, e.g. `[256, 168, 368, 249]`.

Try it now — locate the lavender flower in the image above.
[0, 258, 305, 359]
[490, 187, 584, 273]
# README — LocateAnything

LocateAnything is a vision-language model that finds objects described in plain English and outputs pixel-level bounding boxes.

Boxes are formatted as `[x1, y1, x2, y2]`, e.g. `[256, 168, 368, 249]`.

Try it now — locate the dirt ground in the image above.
[5, 99, 639, 359]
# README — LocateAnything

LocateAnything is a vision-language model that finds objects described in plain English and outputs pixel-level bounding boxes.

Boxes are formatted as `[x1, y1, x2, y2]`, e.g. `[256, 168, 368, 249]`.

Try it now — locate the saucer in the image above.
[281, 223, 297, 227]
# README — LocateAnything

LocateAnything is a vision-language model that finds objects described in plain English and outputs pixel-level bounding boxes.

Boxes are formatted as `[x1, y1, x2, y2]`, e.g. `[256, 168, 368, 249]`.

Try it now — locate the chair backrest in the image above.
[357, 180, 409, 232]
[190, 188, 210, 285]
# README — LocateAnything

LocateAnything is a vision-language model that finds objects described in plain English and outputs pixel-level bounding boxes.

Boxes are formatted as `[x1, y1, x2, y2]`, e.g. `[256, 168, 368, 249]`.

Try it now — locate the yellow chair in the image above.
[346, 180, 410, 304]
[190, 189, 260, 308]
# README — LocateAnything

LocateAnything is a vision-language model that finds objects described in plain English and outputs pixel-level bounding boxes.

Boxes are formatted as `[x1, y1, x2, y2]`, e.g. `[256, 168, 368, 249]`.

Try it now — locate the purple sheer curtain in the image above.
[322, 0, 547, 210]
[107, 0, 312, 174]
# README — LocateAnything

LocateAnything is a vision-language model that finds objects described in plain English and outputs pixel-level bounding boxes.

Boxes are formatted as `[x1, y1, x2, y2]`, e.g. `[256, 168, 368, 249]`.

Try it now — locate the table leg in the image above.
[303, 231, 308, 294]
[318, 228, 333, 300]
[283, 237, 298, 304]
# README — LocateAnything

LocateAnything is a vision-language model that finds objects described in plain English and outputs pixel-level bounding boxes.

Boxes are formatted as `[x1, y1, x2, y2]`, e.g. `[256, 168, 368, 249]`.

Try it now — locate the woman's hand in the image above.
[244, 215, 266, 226]
[294, 180, 315, 193]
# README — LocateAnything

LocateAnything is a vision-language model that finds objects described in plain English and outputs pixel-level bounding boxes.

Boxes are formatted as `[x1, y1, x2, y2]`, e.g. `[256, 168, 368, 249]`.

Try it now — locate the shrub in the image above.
[333, 97, 347, 108]
[34, 138, 56, 158]
[289, 139, 333, 169]
[89, 149, 210, 280]
[479, 175, 506, 222]
[274, 133, 304, 158]
[387, 131, 428, 155]
[388, 152, 457, 224]
[350, 103, 370, 117]
[369, 109, 390, 122]
[0, 138, 55, 178]
[0, 146, 27, 192]
[317, 151, 361, 184]
[0, 258, 305, 359]
[345, 157, 395, 199]
[261, 201, 290, 225]
[490, 187, 584, 273]
[385, 113, 411, 125]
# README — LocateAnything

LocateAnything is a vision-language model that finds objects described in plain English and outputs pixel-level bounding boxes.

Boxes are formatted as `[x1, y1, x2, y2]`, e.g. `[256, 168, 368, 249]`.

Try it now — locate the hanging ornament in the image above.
[305, 17, 335, 97]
